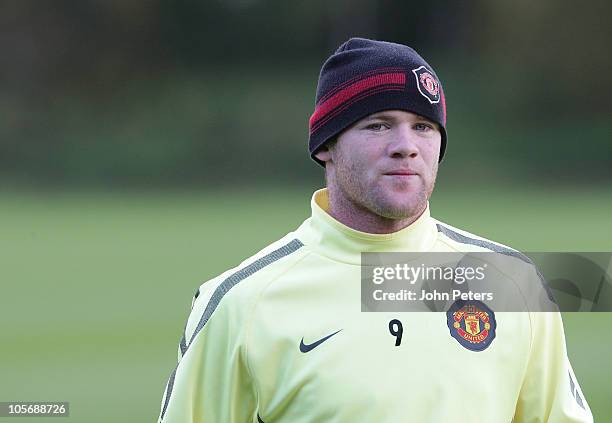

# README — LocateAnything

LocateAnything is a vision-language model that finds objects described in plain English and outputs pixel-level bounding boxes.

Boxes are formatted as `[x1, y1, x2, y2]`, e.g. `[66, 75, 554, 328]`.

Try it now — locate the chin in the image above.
[387, 189, 424, 206]
[382, 178, 424, 196]
[371, 197, 425, 220]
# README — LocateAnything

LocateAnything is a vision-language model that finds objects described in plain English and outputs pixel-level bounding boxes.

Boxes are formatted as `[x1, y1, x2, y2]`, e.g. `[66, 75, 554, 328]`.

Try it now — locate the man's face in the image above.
[322, 110, 441, 220]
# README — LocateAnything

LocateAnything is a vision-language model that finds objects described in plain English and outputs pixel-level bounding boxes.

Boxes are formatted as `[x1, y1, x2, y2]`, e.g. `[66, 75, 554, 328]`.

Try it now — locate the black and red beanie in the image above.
[308, 37, 447, 166]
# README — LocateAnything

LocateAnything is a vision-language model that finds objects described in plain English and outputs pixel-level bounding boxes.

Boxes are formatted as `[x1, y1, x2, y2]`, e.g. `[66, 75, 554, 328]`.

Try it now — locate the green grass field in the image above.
[1, 186, 611, 422]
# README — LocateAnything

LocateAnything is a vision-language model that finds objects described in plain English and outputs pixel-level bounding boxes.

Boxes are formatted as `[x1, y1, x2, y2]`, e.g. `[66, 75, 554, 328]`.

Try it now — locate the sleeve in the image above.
[157, 281, 257, 423]
[513, 311, 593, 422]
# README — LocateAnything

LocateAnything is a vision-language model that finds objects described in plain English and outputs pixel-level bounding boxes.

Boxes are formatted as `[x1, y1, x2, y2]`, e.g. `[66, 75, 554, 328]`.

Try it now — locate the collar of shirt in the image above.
[296, 188, 439, 265]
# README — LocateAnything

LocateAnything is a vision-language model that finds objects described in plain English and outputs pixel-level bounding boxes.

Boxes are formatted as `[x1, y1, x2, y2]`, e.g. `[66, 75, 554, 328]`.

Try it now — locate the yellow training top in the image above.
[159, 188, 592, 423]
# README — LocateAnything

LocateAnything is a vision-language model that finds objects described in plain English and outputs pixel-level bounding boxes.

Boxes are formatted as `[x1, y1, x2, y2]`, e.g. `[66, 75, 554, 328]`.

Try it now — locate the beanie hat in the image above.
[308, 38, 447, 166]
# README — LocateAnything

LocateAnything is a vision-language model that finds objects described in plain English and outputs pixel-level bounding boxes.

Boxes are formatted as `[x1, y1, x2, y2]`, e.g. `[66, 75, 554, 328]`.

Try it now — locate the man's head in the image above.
[309, 38, 447, 166]
[308, 38, 447, 229]
[315, 109, 441, 220]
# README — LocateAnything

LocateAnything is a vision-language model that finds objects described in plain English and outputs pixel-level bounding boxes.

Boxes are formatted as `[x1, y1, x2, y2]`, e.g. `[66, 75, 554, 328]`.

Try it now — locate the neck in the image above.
[326, 184, 426, 234]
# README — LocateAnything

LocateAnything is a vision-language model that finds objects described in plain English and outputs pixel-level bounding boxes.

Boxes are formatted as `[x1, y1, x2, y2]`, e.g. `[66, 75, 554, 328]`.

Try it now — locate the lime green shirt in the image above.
[159, 189, 592, 422]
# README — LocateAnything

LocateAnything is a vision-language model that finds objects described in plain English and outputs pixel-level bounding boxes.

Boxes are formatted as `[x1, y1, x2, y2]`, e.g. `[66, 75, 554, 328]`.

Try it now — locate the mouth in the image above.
[383, 170, 418, 176]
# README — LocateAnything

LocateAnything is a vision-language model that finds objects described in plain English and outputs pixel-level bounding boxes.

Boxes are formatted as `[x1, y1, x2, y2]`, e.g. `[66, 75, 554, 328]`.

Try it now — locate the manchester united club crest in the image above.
[412, 65, 441, 104]
[446, 300, 496, 351]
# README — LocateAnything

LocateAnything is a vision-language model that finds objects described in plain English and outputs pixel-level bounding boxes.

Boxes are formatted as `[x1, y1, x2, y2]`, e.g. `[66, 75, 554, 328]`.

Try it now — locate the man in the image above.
[158, 38, 592, 422]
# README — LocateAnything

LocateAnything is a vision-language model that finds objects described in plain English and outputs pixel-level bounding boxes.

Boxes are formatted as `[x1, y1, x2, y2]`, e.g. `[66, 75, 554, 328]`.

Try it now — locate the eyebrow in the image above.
[364, 112, 396, 120]
[365, 112, 433, 123]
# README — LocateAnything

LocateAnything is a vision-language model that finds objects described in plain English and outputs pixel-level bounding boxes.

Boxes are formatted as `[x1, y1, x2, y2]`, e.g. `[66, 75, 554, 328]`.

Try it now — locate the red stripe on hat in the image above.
[310, 85, 404, 133]
[316, 67, 405, 104]
[309, 72, 406, 131]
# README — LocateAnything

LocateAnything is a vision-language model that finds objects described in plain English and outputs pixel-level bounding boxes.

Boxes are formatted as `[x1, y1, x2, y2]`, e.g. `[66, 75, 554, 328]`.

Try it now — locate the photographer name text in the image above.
[373, 289, 493, 302]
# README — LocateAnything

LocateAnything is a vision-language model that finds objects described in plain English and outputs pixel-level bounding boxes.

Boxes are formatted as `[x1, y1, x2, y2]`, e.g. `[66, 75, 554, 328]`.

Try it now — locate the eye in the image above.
[364, 122, 389, 131]
[414, 122, 434, 131]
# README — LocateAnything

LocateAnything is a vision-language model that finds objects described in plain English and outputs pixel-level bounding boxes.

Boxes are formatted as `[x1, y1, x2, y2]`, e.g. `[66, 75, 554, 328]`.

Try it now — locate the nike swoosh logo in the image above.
[299, 329, 342, 353]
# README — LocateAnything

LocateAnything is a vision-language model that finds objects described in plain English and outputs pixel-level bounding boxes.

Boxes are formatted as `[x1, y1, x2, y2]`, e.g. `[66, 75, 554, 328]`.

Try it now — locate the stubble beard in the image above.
[334, 160, 437, 222]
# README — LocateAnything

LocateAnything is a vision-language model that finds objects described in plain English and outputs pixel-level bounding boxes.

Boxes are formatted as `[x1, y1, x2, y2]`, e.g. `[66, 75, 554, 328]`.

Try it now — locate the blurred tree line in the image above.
[1, 0, 610, 188]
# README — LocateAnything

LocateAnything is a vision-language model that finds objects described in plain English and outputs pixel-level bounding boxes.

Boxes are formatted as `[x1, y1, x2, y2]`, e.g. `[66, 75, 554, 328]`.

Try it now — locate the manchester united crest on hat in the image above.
[447, 300, 496, 351]
[412, 65, 440, 104]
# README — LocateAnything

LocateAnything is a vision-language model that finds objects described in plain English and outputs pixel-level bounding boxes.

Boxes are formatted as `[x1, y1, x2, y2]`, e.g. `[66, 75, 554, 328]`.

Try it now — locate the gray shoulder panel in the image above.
[436, 223, 555, 302]
[436, 223, 532, 263]
[188, 238, 304, 347]
[160, 238, 304, 421]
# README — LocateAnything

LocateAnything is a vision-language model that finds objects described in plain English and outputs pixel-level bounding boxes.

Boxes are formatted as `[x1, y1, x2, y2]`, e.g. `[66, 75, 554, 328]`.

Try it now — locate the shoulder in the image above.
[433, 217, 556, 308]
[432, 218, 537, 285]
[433, 218, 530, 262]
[183, 232, 308, 342]
[198, 233, 307, 300]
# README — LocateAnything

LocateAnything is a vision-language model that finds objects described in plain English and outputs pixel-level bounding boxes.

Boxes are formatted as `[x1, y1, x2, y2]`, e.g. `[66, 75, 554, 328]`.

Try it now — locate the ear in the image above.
[314, 145, 333, 164]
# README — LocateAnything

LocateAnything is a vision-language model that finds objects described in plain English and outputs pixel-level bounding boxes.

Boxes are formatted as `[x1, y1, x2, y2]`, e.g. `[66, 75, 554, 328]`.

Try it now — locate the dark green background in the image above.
[1, 1, 610, 421]
[1, 0, 610, 189]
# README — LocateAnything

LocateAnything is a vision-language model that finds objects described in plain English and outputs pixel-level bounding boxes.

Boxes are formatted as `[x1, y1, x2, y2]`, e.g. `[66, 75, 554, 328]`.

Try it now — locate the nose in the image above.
[386, 123, 418, 159]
